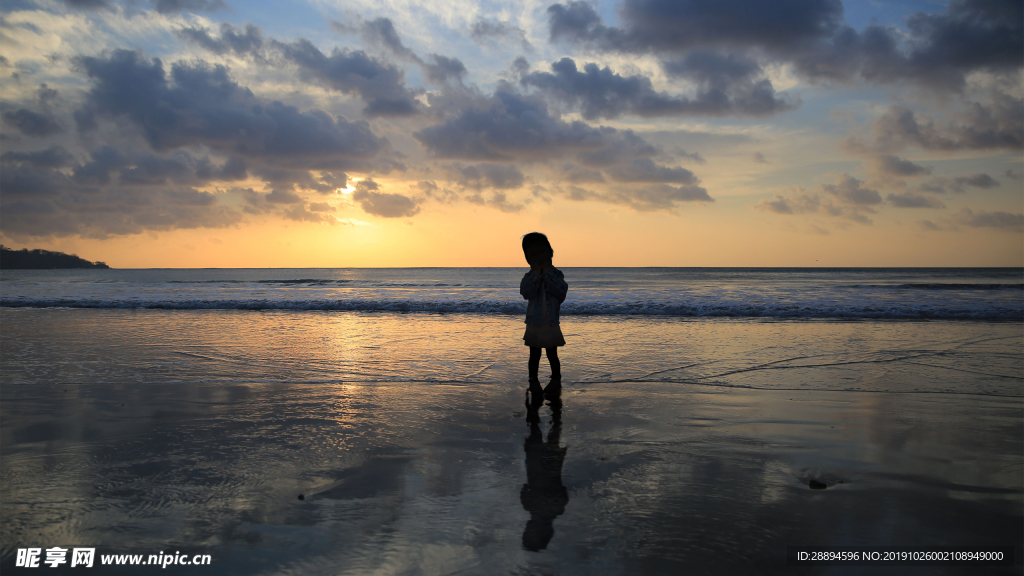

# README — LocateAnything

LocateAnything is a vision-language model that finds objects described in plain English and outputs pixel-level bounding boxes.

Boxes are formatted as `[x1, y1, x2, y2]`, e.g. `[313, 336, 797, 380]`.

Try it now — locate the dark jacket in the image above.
[520, 267, 568, 325]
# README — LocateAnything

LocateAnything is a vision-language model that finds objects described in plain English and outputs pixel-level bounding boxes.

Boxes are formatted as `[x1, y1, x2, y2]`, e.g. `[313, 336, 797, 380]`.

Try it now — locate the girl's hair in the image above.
[522, 232, 553, 257]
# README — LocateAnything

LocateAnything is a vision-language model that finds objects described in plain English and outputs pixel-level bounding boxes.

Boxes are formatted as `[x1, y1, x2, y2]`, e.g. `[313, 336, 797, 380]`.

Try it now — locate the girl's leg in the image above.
[529, 347, 542, 380]
[545, 347, 561, 379]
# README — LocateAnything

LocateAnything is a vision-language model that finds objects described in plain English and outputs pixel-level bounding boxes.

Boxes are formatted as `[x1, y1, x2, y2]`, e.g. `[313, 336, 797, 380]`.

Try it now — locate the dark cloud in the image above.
[152, 0, 227, 14]
[454, 163, 525, 189]
[753, 191, 820, 215]
[423, 54, 466, 84]
[886, 193, 946, 208]
[76, 50, 389, 168]
[357, 18, 466, 85]
[253, 167, 348, 196]
[547, 0, 1022, 93]
[471, 19, 532, 51]
[821, 174, 882, 205]
[1, 145, 74, 168]
[36, 83, 58, 105]
[361, 17, 418, 60]
[1004, 168, 1022, 181]
[0, 176, 243, 239]
[754, 189, 874, 223]
[466, 190, 526, 212]
[557, 163, 605, 183]
[0, 164, 67, 198]
[605, 158, 699, 184]
[559, 181, 711, 211]
[577, 128, 657, 165]
[869, 100, 1023, 152]
[307, 201, 335, 212]
[611, 183, 712, 210]
[2, 108, 64, 137]
[179, 23, 422, 115]
[177, 24, 264, 56]
[119, 153, 195, 186]
[58, 0, 113, 10]
[273, 38, 422, 116]
[522, 56, 793, 119]
[547, 0, 841, 53]
[872, 154, 931, 177]
[282, 204, 337, 223]
[752, 152, 767, 164]
[196, 156, 248, 182]
[917, 173, 1000, 194]
[954, 173, 998, 189]
[954, 207, 1024, 231]
[415, 90, 609, 161]
[265, 188, 303, 204]
[351, 179, 420, 217]
[0, 48, 402, 239]
[72, 146, 126, 186]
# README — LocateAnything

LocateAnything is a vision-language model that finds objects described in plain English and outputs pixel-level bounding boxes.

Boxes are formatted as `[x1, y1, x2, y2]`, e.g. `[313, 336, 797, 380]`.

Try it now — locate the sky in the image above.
[0, 0, 1021, 267]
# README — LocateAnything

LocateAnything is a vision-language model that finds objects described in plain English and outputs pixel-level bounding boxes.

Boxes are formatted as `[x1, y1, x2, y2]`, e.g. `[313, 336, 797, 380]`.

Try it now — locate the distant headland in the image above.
[0, 246, 110, 269]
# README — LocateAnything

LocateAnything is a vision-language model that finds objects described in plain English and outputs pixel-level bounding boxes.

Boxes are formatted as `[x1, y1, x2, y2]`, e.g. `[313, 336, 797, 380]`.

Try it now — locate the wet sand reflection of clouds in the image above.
[1, 309, 1020, 574]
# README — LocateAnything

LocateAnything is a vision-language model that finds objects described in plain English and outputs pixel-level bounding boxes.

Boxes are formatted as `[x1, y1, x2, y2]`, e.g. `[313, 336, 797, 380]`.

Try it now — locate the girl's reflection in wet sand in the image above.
[520, 385, 568, 552]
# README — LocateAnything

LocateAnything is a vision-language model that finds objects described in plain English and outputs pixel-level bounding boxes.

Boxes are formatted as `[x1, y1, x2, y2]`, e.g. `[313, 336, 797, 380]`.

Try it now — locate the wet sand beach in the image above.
[2, 309, 1022, 574]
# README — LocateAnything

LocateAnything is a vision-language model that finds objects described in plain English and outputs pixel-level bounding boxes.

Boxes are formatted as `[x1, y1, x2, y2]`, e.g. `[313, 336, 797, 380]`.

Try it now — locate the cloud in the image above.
[871, 154, 931, 177]
[361, 17, 418, 61]
[547, 0, 842, 53]
[557, 163, 605, 183]
[954, 207, 1024, 231]
[307, 202, 335, 212]
[0, 45, 404, 239]
[869, 100, 1023, 153]
[179, 23, 423, 116]
[75, 50, 390, 169]
[358, 18, 466, 85]
[547, 0, 1022, 92]
[556, 182, 712, 211]
[152, 0, 227, 14]
[272, 38, 423, 116]
[414, 86, 710, 210]
[752, 152, 767, 164]
[753, 191, 820, 215]
[1, 145, 74, 168]
[351, 179, 420, 217]
[953, 173, 998, 189]
[470, 19, 532, 51]
[605, 158, 699, 184]
[886, 193, 946, 208]
[821, 174, 882, 205]
[282, 204, 339, 223]
[58, 0, 113, 10]
[453, 163, 525, 189]
[613, 183, 712, 210]
[466, 190, 526, 212]
[753, 188, 873, 223]
[415, 89, 610, 161]
[265, 188, 303, 204]
[177, 23, 264, 56]
[2, 108, 64, 137]
[521, 56, 794, 119]
[916, 173, 1000, 193]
